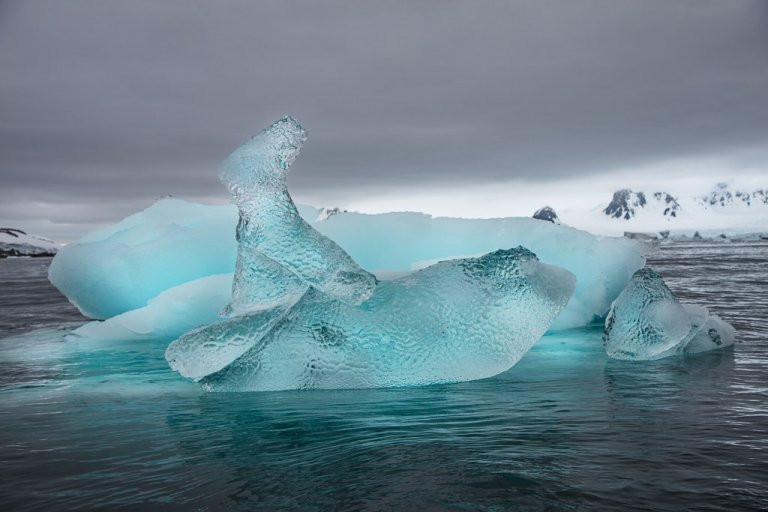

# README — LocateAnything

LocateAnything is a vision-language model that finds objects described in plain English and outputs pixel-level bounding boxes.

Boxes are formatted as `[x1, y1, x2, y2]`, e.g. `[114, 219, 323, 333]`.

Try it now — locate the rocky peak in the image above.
[532, 206, 561, 224]
[603, 189, 647, 220]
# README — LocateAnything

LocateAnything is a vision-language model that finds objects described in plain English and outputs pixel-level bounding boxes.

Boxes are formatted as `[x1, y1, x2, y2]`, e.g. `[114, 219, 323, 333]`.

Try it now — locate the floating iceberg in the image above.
[49, 117, 646, 379]
[603, 268, 735, 360]
[48, 120, 643, 330]
[50, 204, 643, 332]
[161, 117, 576, 390]
[170, 248, 575, 390]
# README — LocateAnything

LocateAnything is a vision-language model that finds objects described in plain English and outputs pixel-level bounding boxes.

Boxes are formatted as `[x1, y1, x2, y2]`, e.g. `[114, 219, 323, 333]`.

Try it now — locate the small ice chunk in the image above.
[603, 268, 735, 360]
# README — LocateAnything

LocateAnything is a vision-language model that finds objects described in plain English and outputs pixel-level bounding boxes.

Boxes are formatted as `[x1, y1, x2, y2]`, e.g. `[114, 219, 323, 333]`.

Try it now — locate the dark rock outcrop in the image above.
[532, 206, 561, 224]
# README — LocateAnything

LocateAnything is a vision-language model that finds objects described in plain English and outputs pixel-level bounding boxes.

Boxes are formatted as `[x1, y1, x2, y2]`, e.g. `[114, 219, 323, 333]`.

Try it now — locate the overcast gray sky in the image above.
[1, 0, 767, 240]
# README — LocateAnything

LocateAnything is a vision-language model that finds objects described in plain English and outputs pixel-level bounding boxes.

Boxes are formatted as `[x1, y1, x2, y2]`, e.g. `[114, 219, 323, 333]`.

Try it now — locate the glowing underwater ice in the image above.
[603, 268, 735, 360]
[165, 117, 576, 389]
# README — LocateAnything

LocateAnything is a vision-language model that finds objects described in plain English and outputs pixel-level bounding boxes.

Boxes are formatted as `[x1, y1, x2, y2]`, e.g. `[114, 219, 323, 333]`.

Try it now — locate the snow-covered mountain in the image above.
[560, 182, 768, 236]
[603, 189, 681, 220]
[697, 182, 768, 210]
[315, 207, 348, 222]
[0, 228, 58, 258]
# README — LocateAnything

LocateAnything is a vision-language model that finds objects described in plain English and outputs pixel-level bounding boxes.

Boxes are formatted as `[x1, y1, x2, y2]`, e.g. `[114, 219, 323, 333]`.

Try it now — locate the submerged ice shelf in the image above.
[47, 116, 735, 391]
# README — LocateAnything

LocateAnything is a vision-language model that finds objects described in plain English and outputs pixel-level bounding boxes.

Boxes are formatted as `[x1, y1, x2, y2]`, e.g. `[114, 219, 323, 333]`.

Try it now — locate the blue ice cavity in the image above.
[168, 247, 575, 390]
[603, 268, 735, 360]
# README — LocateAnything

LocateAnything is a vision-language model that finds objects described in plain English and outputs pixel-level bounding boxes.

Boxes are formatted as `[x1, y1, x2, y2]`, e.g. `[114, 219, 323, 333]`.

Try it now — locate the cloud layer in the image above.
[1, 0, 767, 239]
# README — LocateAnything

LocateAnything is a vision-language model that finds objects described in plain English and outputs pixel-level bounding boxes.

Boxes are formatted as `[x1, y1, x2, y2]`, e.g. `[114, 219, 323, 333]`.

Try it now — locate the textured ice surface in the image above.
[603, 268, 735, 360]
[220, 116, 376, 308]
[164, 117, 379, 379]
[68, 274, 233, 342]
[50, 199, 642, 329]
[167, 248, 575, 390]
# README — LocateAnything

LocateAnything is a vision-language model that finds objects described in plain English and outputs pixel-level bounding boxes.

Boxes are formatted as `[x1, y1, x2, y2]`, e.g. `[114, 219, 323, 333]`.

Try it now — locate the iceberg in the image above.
[49, 115, 644, 358]
[603, 268, 735, 360]
[161, 117, 576, 390]
[49, 200, 643, 331]
[170, 248, 575, 390]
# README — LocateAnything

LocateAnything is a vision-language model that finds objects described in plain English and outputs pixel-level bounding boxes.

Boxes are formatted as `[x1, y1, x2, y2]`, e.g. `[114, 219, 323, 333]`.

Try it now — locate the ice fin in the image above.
[220, 116, 376, 306]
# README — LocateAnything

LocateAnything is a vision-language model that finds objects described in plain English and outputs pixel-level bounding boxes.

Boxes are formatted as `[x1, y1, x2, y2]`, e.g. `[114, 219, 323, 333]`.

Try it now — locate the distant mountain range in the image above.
[603, 190, 681, 220]
[538, 182, 767, 236]
[698, 182, 768, 209]
[601, 183, 767, 221]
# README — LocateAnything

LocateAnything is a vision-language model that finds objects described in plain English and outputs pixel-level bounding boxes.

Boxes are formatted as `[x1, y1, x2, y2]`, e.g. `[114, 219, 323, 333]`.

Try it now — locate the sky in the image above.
[1, 0, 767, 241]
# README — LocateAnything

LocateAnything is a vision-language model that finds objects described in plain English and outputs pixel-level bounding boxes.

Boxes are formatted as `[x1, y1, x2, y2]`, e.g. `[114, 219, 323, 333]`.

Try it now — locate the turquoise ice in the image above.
[219, 117, 376, 310]
[49, 116, 644, 374]
[49, 199, 643, 335]
[603, 268, 735, 360]
[164, 117, 578, 389]
[173, 248, 575, 390]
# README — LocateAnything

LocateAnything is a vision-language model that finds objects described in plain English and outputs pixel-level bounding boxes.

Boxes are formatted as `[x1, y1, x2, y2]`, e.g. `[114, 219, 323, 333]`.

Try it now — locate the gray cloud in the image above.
[1, 0, 767, 239]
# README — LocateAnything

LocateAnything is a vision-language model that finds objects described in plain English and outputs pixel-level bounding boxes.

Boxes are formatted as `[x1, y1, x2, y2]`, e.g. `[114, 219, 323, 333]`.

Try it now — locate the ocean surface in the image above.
[0, 240, 766, 511]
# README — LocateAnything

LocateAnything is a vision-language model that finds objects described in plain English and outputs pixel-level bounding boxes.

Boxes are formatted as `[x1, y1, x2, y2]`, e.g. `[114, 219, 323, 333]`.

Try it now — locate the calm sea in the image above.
[0, 240, 766, 511]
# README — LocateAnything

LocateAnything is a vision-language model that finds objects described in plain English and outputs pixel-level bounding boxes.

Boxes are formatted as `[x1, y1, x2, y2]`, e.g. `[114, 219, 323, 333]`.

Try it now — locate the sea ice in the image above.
[49, 115, 644, 353]
[603, 267, 735, 360]
[169, 247, 575, 390]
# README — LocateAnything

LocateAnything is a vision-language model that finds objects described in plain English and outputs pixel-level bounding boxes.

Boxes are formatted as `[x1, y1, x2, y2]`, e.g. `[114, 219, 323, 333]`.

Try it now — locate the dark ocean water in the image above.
[0, 240, 766, 511]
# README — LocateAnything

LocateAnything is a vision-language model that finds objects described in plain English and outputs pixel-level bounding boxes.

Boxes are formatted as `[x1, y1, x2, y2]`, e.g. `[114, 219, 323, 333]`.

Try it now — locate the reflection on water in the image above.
[0, 241, 766, 511]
